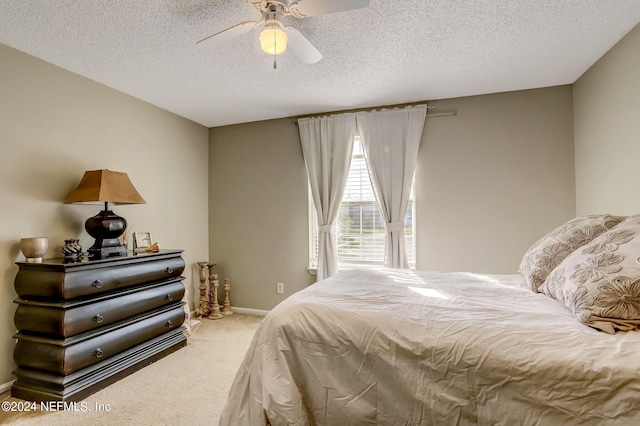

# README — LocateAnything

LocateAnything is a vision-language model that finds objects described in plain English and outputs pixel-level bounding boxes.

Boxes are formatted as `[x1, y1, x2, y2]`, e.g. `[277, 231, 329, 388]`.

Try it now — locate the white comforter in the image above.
[219, 268, 640, 425]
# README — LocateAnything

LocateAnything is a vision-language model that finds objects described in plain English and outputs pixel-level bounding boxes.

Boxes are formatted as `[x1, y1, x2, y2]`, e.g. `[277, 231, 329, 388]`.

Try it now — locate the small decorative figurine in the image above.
[145, 242, 160, 253]
[222, 278, 234, 316]
[208, 265, 223, 320]
[196, 262, 212, 318]
[62, 238, 83, 261]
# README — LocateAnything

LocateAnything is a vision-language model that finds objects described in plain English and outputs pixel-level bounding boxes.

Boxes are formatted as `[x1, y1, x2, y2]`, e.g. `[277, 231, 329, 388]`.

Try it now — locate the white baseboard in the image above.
[232, 307, 270, 316]
[1, 379, 14, 394]
[190, 307, 270, 317]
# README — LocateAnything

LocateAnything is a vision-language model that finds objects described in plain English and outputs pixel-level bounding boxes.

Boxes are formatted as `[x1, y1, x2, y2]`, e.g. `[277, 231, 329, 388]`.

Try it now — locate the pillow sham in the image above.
[519, 214, 626, 292]
[540, 215, 640, 334]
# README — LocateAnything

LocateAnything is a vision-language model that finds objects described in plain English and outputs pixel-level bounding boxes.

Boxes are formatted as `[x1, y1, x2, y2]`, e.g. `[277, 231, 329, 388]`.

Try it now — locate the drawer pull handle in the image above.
[93, 348, 104, 358]
[165, 320, 174, 328]
[91, 280, 103, 288]
[165, 294, 173, 301]
[93, 314, 104, 323]
[165, 267, 174, 274]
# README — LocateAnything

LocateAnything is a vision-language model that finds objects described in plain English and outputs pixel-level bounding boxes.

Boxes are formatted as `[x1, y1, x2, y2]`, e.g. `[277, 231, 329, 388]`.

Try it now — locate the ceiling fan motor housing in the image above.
[265, 4, 284, 26]
[249, 1, 296, 13]
[260, 5, 288, 55]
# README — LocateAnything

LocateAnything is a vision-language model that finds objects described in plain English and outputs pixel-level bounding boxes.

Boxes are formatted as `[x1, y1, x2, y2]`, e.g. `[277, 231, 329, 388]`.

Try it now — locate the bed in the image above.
[219, 214, 640, 425]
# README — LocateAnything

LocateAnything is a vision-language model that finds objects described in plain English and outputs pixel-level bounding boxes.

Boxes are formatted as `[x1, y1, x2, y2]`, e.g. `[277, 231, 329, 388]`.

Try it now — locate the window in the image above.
[309, 137, 415, 270]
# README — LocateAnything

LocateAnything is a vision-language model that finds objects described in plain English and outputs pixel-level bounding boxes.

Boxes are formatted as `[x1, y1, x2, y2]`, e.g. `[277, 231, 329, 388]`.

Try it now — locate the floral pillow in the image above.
[540, 215, 640, 334]
[519, 214, 626, 292]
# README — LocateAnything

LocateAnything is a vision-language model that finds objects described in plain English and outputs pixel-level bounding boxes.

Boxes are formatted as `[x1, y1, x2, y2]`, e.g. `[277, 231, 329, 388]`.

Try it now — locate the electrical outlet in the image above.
[276, 282, 284, 294]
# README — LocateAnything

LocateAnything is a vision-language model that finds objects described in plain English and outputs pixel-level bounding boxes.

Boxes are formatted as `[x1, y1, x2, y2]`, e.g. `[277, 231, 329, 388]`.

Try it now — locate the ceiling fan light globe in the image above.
[260, 27, 288, 55]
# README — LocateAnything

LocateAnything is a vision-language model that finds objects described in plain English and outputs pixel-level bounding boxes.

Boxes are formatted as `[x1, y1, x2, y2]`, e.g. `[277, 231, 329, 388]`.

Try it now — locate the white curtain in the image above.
[298, 114, 357, 281]
[356, 105, 427, 269]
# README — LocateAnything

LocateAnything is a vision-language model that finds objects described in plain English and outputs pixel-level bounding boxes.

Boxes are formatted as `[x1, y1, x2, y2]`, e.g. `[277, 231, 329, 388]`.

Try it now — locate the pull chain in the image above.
[273, 25, 277, 69]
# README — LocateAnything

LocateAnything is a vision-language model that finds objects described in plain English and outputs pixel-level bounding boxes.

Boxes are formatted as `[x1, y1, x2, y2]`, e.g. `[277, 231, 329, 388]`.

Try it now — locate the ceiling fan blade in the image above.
[289, 0, 369, 18]
[197, 20, 259, 48]
[284, 26, 323, 64]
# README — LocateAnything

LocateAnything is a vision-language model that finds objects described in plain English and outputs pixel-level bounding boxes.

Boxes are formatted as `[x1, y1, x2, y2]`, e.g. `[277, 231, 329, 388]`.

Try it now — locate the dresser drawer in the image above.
[14, 279, 185, 337]
[15, 250, 185, 300]
[12, 328, 187, 402]
[14, 305, 186, 375]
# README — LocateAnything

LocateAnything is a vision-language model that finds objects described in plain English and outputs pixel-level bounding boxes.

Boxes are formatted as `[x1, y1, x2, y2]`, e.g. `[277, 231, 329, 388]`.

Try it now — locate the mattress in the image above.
[219, 268, 640, 425]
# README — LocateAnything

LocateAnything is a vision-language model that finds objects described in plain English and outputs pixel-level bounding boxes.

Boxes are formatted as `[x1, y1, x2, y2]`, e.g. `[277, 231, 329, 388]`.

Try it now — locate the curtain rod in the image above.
[291, 106, 457, 125]
[426, 111, 457, 117]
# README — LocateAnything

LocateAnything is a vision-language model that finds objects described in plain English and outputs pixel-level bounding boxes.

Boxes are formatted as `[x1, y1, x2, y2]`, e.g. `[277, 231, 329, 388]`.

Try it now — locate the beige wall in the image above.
[209, 85, 576, 310]
[417, 86, 575, 272]
[573, 24, 640, 216]
[209, 119, 315, 311]
[0, 44, 209, 385]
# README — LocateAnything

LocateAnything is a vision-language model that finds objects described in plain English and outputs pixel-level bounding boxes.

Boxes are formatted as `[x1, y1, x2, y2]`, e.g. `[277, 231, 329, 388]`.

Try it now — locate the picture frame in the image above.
[133, 232, 153, 251]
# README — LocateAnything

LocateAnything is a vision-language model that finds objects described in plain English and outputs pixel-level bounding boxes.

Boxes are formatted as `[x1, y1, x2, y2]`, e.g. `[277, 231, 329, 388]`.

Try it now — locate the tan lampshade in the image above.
[64, 170, 146, 205]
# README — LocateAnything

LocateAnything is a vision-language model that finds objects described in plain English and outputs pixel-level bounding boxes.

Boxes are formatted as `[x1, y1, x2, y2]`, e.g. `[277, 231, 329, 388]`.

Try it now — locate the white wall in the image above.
[0, 44, 209, 385]
[574, 23, 640, 215]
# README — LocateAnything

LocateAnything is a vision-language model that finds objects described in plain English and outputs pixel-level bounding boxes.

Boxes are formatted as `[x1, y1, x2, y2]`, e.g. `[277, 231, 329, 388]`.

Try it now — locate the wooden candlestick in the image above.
[208, 266, 223, 320]
[196, 262, 211, 318]
[222, 278, 234, 316]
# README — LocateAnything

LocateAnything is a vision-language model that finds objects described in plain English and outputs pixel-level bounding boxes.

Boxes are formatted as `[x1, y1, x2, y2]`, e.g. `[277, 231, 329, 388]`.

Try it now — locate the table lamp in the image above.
[64, 169, 146, 258]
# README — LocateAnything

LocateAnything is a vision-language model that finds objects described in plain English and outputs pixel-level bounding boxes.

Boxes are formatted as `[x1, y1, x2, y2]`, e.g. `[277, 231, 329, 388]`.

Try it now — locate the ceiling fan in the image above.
[197, 0, 370, 66]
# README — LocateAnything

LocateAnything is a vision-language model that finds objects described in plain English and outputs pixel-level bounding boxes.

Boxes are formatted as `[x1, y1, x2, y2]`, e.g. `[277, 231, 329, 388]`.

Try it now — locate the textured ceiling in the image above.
[0, 0, 639, 127]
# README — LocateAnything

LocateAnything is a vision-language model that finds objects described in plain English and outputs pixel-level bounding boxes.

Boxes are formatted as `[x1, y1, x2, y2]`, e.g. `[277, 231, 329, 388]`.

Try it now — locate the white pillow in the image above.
[540, 215, 640, 334]
[519, 214, 626, 292]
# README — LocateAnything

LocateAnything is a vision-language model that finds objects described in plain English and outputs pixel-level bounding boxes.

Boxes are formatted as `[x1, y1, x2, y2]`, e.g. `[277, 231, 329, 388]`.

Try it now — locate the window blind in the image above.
[310, 138, 415, 269]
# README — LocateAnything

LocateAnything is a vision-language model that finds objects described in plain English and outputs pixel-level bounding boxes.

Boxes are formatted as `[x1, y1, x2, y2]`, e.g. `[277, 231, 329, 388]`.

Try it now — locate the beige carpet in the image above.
[0, 314, 262, 426]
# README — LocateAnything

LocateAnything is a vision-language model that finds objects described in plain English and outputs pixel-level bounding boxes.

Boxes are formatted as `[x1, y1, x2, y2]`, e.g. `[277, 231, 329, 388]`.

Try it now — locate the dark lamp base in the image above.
[88, 244, 126, 259]
[85, 209, 127, 259]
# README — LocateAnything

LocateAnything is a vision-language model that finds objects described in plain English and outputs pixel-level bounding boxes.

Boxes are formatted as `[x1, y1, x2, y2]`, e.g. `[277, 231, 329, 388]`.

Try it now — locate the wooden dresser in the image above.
[11, 249, 187, 402]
